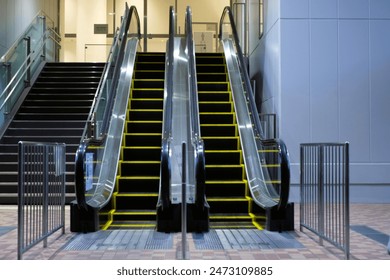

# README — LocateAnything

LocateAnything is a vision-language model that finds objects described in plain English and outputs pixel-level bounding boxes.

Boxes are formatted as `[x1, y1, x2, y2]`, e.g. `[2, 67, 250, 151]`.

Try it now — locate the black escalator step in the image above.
[33, 82, 99, 88]
[29, 88, 97, 94]
[111, 210, 156, 222]
[133, 79, 164, 89]
[1, 135, 82, 144]
[130, 99, 163, 110]
[117, 177, 159, 193]
[206, 181, 247, 197]
[0, 163, 17, 172]
[120, 162, 160, 177]
[134, 71, 164, 79]
[135, 62, 165, 71]
[126, 121, 162, 133]
[19, 106, 91, 114]
[207, 198, 250, 214]
[196, 65, 226, 74]
[198, 91, 231, 102]
[36, 77, 101, 83]
[203, 137, 239, 150]
[205, 151, 241, 165]
[198, 82, 229, 92]
[206, 165, 244, 181]
[27, 93, 95, 100]
[22, 100, 93, 107]
[199, 102, 232, 112]
[197, 73, 228, 82]
[128, 110, 162, 121]
[5, 128, 83, 137]
[200, 113, 235, 124]
[131, 89, 164, 99]
[114, 193, 159, 211]
[201, 124, 237, 137]
[196, 55, 225, 65]
[10, 120, 86, 129]
[14, 113, 88, 121]
[125, 133, 161, 147]
[122, 147, 161, 161]
[39, 71, 104, 77]
[136, 53, 165, 63]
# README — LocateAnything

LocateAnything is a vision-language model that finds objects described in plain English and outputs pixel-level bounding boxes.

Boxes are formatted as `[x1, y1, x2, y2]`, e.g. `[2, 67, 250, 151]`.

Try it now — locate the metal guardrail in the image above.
[300, 142, 350, 259]
[17, 141, 66, 260]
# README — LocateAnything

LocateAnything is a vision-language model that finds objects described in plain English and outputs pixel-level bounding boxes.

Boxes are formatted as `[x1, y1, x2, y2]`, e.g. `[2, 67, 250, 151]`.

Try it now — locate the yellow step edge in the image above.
[266, 180, 282, 184]
[128, 109, 163, 112]
[127, 121, 163, 123]
[210, 215, 252, 220]
[207, 198, 249, 202]
[258, 150, 280, 153]
[210, 225, 256, 229]
[262, 164, 281, 168]
[205, 150, 241, 153]
[205, 180, 246, 184]
[201, 124, 236, 127]
[118, 176, 160, 180]
[134, 70, 164, 72]
[133, 79, 164, 81]
[113, 211, 156, 215]
[100, 209, 115, 230]
[121, 161, 161, 164]
[123, 146, 161, 149]
[206, 164, 244, 168]
[109, 224, 156, 228]
[130, 98, 163, 101]
[202, 136, 239, 139]
[125, 133, 161, 136]
[115, 193, 158, 197]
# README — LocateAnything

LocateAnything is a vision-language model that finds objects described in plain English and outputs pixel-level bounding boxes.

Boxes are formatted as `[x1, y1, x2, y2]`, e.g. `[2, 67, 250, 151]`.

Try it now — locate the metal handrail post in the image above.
[181, 142, 188, 260]
[17, 142, 25, 260]
[344, 142, 350, 260]
[42, 145, 49, 248]
[318, 144, 324, 246]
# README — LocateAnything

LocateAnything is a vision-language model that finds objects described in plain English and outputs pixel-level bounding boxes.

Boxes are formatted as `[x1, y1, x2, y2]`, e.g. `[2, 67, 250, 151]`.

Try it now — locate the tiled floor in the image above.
[0, 204, 389, 260]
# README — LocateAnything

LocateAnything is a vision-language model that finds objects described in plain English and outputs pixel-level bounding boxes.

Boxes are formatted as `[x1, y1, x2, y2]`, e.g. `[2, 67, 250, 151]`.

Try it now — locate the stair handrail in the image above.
[219, 6, 290, 210]
[74, 4, 141, 210]
[158, 6, 175, 211]
[0, 11, 61, 137]
[185, 6, 207, 210]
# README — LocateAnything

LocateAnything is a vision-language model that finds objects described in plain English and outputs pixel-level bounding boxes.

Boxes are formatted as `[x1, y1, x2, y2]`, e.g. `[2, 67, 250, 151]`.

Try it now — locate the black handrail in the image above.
[158, 6, 175, 211]
[185, 6, 207, 210]
[74, 4, 140, 210]
[219, 6, 290, 211]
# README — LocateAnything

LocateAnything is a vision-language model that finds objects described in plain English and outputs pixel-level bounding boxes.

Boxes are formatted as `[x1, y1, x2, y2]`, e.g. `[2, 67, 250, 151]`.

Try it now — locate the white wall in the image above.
[0, 0, 59, 58]
[250, 0, 390, 202]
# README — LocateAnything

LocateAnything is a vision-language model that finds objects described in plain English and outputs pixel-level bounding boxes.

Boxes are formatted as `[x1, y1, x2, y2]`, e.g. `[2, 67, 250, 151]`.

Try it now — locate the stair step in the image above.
[136, 53, 165, 63]
[120, 161, 161, 177]
[124, 133, 161, 147]
[126, 121, 162, 133]
[200, 112, 235, 124]
[122, 147, 161, 161]
[14, 113, 88, 121]
[134, 70, 164, 79]
[198, 91, 231, 102]
[205, 150, 241, 165]
[131, 89, 164, 99]
[201, 124, 237, 137]
[130, 99, 163, 110]
[133, 79, 164, 89]
[196, 64, 226, 73]
[206, 165, 244, 181]
[9, 120, 86, 129]
[205, 181, 247, 197]
[203, 137, 239, 150]
[127, 110, 163, 121]
[207, 198, 250, 213]
[117, 177, 160, 193]
[114, 193, 159, 210]
[18, 106, 91, 114]
[197, 73, 228, 82]
[4, 127, 83, 137]
[135, 62, 165, 71]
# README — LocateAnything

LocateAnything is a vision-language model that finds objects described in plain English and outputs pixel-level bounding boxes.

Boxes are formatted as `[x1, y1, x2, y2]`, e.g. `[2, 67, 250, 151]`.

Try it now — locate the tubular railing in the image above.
[74, 4, 140, 213]
[158, 6, 175, 212]
[219, 6, 290, 211]
[0, 11, 60, 137]
[18, 141, 66, 260]
[185, 6, 208, 212]
[300, 142, 350, 259]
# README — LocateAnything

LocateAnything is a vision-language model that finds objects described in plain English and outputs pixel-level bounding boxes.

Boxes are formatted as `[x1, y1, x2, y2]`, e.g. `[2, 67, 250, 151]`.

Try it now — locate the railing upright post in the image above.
[17, 142, 25, 260]
[318, 144, 324, 246]
[181, 142, 188, 260]
[43, 145, 49, 248]
[344, 142, 350, 260]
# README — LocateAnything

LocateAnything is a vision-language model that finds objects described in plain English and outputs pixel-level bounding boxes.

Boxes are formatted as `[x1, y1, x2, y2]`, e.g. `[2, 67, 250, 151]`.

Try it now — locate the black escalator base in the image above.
[157, 203, 209, 233]
[70, 201, 100, 233]
[266, 203, 295, 232]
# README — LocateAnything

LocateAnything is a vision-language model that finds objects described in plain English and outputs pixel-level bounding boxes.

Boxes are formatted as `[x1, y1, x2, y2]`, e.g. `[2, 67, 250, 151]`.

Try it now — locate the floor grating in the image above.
[351, 225, 389, 246]
[193, 229, 304, 250]
[62, 230, 172, 251]
[0, 226, 16, 237]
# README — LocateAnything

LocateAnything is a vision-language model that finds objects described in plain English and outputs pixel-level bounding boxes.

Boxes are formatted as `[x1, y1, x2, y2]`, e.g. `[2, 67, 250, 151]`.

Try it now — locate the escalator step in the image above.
[117, 177, 159, 193]
[120, 161, 161, 177]
[203, 137, 239, 150]
[124, 133, 161, 147]
[126, 121, 162, 133]
[130, 99, 163, 110]
[128, 110, 163, 121]
[206, 165, 244, 181]
[204, 151, 241, 165]
[122, 147, 161, 161]
[201, 124, 237, 137]
[131, 89, 164, 99]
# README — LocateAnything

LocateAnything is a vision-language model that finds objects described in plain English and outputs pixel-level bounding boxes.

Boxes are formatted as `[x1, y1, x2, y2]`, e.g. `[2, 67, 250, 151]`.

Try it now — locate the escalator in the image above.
[0, 62, 104, 204]
[197, 53, 264, 229]
[100, 53, 165, 229]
